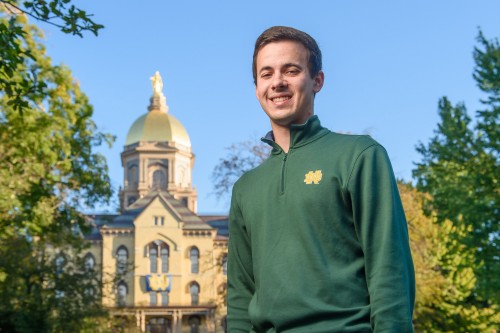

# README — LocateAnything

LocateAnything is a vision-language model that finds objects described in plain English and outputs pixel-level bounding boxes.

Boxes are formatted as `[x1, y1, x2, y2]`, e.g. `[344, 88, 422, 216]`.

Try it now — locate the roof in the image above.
[125, 72, 191, 147]
[97, 190, 213, 231]
[125, 110, 191, 147]
[201, 215, 229, 238]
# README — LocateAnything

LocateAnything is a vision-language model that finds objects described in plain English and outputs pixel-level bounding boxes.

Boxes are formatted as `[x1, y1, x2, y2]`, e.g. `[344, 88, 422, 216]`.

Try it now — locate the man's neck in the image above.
[271, 125, 291, 153]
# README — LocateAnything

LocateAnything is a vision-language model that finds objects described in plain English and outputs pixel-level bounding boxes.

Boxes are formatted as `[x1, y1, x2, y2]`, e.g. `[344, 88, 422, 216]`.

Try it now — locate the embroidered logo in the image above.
[304, 170, 323, 185]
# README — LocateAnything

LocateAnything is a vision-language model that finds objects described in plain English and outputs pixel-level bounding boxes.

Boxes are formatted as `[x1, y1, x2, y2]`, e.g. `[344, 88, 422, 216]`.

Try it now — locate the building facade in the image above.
[86, 72, 228, 333]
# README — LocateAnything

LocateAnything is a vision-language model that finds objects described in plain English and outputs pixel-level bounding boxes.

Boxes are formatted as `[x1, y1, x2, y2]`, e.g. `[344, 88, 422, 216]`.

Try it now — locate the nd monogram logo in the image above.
[147, 274, 171, 291]
[304, 170, 323, 185]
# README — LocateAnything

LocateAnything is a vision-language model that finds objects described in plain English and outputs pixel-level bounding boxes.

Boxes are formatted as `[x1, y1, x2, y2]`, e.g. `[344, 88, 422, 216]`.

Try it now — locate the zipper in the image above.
[280, 153, 288, 194]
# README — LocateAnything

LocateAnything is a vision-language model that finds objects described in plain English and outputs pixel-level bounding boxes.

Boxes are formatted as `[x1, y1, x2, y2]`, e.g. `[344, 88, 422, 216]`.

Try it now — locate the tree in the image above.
[1, 0, 103, 115]
[400, 183, 499, 333]
[0, 5, 115, 332]
[413, 31, 499, 305]
[211, 139, 270, 200]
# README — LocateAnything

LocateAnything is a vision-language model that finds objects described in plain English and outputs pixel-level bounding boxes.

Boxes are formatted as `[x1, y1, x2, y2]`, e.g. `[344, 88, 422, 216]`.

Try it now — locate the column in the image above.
[177, 311, 183, 332]
[141, 310, 146, 332]
[207, 309, 216, 333]
[172, 311, 178, 333]
[135, 310, 141, 330]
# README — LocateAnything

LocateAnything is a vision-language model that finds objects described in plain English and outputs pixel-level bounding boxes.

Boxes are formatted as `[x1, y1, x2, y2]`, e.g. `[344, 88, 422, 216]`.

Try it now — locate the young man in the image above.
[227, 26, 415, 333]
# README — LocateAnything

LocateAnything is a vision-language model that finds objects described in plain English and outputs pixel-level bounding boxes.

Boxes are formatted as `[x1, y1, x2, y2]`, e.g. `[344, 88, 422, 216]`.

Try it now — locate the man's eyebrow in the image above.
[283, 63, 303, 69]
[258, 66, 273, 73]
[258, 63, 303, 73]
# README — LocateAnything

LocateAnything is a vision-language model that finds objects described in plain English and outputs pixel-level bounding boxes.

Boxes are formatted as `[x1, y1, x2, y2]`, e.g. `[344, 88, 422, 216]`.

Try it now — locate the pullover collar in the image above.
[262, 115, 330, 155]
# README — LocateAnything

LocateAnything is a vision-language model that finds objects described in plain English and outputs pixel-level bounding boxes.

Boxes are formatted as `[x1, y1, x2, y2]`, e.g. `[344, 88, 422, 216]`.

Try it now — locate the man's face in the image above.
[255, 41, 324, 129]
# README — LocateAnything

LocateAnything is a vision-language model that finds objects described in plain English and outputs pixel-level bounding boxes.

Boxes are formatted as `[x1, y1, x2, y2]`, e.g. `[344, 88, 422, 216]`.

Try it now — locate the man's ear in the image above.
[313, 70, 325, 93]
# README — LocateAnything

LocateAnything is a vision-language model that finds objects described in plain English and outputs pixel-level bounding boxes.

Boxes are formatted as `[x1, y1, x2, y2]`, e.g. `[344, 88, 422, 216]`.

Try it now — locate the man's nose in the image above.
[272, 74, 287, 90]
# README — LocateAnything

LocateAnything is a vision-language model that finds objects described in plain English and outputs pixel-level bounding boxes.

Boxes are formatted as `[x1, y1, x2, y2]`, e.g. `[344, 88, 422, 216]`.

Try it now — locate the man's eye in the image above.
[261, 73, 272, 79]
[286, 69, 299, 75]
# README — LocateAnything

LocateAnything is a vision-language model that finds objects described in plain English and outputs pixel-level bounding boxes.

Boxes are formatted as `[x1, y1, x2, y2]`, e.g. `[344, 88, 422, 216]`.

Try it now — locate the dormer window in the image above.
[154, 216, 165, 226]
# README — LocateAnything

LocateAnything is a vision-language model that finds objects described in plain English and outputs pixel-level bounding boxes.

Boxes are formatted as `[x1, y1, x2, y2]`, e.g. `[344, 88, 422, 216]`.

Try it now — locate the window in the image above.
[84, 253, 95, 271]
[116, 246, 128, 274]
[222, 254, 228, 275]
[190, 282, 200, 305]
[146, 241, 169, 273]
[154, 216, 165, 226]
[55, 290, 65, 299]
[161, 291, 169, 306]
[149, 247, 158, 273]
[152, 170, 166, 189]
[127, 164, 138, 187]
[189, 316, 200, 333]
[150, 291, 157, 306]
[147, 318, 170, 332]
[117, 282, 127, 306]
[84, 286, 95, 299]
[190, 247, 199, 274]
[161, 247, 169, 273]
[55, 254, 65, 276]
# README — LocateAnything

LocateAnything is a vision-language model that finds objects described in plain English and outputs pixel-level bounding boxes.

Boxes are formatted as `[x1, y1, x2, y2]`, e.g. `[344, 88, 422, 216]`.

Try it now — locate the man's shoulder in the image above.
[233, 155, 275, 189]
[322, 131, 381, 153]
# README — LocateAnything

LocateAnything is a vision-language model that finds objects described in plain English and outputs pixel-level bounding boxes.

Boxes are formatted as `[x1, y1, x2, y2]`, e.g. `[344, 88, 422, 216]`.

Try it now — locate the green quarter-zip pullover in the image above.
[228, 116, 415, 333]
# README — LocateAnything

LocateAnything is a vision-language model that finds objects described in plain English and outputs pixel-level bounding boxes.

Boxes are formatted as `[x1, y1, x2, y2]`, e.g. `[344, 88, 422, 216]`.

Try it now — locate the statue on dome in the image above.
[150, 71, 163, 95]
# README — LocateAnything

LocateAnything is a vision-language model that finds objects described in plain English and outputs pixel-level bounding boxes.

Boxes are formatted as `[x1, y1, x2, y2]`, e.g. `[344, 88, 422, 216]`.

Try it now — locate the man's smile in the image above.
[270, 95, 292, 104]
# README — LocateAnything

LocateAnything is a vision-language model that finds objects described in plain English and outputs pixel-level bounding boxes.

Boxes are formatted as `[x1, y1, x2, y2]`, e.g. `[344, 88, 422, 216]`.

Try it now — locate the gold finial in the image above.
[148, 71, 168, 113]
[150, 71, 163, 95]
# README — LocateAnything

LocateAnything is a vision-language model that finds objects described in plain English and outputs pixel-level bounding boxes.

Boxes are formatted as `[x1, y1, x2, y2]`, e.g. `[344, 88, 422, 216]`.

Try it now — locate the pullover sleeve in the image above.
[346, 144, 415, 333]
[227, 185, 255, 332]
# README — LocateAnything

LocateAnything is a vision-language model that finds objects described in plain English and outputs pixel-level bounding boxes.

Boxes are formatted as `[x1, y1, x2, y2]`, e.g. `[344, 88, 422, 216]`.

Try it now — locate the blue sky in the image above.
[41, 1, 500, 214]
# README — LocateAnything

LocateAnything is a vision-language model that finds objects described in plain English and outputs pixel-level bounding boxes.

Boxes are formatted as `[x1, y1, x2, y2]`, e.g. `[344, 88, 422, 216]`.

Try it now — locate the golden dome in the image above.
[125, 110, 191, 147]
[125, 71, 191, 148]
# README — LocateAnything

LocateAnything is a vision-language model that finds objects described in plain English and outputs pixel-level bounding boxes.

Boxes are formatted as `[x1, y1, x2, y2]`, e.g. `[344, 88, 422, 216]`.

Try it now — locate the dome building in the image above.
[87, 72, 228, 333]
[120, 71, 197, 213]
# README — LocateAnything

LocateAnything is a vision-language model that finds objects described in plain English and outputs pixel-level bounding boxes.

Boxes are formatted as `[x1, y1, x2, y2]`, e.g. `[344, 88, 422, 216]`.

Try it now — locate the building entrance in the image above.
[146, 317, 171, 333]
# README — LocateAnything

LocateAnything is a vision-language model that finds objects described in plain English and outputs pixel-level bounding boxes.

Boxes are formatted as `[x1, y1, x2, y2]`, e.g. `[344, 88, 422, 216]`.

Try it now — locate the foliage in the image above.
[211, 139, 270, 200]
[0, 4, 115, 332]
[0, 9, 113, 240]
[0, 235, 108, 333]
[0, 0, 103, 115]
[413, 31, 499, 305]
[400, 183, 499, 332]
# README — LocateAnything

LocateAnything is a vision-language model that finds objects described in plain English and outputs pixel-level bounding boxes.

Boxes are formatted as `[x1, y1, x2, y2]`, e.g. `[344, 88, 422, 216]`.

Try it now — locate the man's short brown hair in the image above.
[252, 26, 322, 84]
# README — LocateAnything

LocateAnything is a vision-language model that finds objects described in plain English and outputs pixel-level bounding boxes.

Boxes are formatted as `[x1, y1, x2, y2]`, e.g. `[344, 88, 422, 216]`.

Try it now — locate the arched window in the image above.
[146, 318, 170, 332]
[127, 196, 137, 205]
[161, 291, 169, 306]
[161, 247, 169, 273]
[116, 246, 128, 274]
[128, 165, 138, 187]
[152, 170, 166, 189]
[117, 281, 127, 306]
[190, 282, 200, 305]
[149, 247, 158, 273]
[55, 254, 65, 275]
[84, 253, 95, 271]
[222, 254, 228, 275]
[189, 316, 200, 333]
[190, 247, 199, 274]
[84, 286, 95, 298]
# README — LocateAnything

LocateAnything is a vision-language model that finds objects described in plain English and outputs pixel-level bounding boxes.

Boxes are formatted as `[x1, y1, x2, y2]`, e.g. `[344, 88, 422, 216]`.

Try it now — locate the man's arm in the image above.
[227, 186, 255, 332]
[347, 144, 415, 333]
